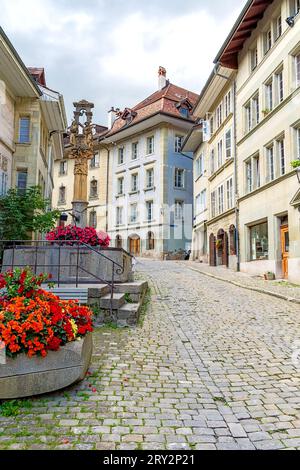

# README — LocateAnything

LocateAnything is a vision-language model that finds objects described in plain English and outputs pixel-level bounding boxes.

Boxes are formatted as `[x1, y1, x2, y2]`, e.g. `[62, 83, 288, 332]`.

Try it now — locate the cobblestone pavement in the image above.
[1, 259, 300, 450]
[186, 260, 300, 303]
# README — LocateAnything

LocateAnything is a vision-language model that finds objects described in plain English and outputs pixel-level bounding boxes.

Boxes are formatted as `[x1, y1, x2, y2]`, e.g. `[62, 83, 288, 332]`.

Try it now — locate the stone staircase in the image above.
[47, 281, 148, 327]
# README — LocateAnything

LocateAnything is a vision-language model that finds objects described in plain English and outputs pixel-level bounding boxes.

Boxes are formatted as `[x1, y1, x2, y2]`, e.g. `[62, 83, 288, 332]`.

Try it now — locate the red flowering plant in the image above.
[0, 268, 93, 358]
[46, 225, 110, 248]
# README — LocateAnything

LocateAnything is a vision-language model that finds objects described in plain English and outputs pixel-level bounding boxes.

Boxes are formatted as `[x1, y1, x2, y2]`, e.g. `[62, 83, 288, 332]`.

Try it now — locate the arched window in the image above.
[147, 232, 155, 250]
[89, 210, 97, 228]
[116, 235, 122, 249]
[90, 179, 98, 198]
[229, 225, 237, 255]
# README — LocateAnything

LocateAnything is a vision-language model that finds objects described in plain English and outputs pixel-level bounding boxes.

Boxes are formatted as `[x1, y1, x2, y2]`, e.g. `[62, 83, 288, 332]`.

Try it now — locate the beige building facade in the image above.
[52, 137, 110, 232]
[0, 28, 67, 207]
[187, 0, 300, 283]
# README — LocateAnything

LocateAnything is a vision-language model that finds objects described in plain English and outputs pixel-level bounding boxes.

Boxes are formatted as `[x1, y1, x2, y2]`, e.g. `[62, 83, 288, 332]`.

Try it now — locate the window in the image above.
[130, 204, 138, 223]
[275, 70, 284, 103]
[296, 54, 300, 87]
[116, 207, 123, 226]
[296, 128, 300, 159]
[267, 145, 275, 182]
[225, 129, 232, 159]
[217, 140, 223, 168]
[175, 135, 184, 153]
[117, 177, 124, 195]
[19, 117, 30, 143]
[146, 168, 154, 188]
[246, 159, 253, 193]
[224, 91, 232, 117]
[274, 15, 282, 41]
[179, 107, 189, 118]
[265, 80, 273, 111]
[217, 185, 224, 214]
[90, 179, 98, 198]
[90, 153, 100, 168]
[174, 168, 184, 189]
[131, 173, 138, 192]
[216, 103, 223, 128]
[147, 232, 155, 251]
[226, 178, 234, 210]
[264, 27, 272, 55]
[211, 191, 216, 218]
[210, 116, 214, 135]
[118, 147, 124, 165]
[253, 154, 261, 189]
[195, 189, 207, 214]
[0, 158, 8, 196]
[147, 136, 154, 155]
[196, 154, 204, 178]
[59, 161, 68, 175]
[17, 170, 27, 195]
[132, 142, 138, 160]
[175, 200, 184, 220]
[250, 46, 258, 71]
[250, 222, 268, 261]
[146, 201, 154, 222]
[210, 149, 215, 175]
[58, 185, 66, 204]
[291, 0, 300, 15]
[277, 138, 285, 176]
[89, 210, 97, 228]
[253, 95, 260, 126]
[245, 102, 252, 132]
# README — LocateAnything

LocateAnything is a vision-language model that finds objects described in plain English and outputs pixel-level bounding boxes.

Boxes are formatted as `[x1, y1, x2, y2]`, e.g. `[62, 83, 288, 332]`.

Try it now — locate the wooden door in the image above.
[130, 237, 140, 256]
[209, 234, 216, 266]
[280, 225, 289, 279]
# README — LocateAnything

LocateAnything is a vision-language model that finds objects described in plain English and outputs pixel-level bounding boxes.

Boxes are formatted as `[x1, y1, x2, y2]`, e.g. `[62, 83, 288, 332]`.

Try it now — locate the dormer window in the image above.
[179, 107, 189, 118]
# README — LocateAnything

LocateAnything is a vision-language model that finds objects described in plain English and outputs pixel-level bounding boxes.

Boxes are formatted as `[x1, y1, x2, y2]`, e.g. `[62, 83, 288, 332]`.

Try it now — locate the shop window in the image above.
[250, 221, 268, 261]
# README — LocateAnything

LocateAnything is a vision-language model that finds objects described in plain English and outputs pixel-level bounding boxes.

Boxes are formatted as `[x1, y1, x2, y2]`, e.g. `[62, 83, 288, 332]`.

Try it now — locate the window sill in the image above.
[144, 187, 155, 192]
[116, 194, 125, 199]
[89, 195, 99, 200]
[59, 173, 68, 177]
[129, 190, 140, 195]
[174, 186, 186, 191]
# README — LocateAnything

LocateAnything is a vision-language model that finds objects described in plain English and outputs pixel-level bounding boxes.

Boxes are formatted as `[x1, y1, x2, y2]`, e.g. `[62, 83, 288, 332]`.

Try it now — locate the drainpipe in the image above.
[233, 80, 240, 272]
[100, 143, 110, 233]
[213, 64, 240, 271]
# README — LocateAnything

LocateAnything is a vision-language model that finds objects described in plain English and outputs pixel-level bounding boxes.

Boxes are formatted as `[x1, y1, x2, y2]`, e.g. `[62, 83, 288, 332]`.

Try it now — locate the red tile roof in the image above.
[214, 0, 274, 69]
[28, 67, 47, 86]
[106, 82, 199, 137]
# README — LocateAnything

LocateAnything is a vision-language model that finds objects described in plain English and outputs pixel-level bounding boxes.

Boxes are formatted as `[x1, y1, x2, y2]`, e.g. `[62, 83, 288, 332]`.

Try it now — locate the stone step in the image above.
[100, 293, 126, 310]
[117, 302, 142, 327]
[113, 281, 148, 295]
[46, 288, 88, 305]
[118, 302, 141, 316]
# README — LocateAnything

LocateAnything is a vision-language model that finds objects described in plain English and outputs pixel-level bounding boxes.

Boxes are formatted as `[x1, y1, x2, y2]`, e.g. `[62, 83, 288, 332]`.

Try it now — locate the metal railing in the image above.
[0, 240, 126, 317]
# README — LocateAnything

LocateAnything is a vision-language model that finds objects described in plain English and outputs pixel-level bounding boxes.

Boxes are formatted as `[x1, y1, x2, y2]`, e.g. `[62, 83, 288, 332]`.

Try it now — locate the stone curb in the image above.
[186, 266, 300, 305]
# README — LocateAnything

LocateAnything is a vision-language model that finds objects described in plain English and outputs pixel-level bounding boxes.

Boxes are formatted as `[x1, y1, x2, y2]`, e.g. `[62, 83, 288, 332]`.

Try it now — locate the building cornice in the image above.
[238, 171, 296, 203]
[206, 207, 236, 227]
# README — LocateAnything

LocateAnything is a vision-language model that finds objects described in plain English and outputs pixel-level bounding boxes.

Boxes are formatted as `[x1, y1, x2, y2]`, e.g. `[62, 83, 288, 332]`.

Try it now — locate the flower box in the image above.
[0, 333, 92, 399]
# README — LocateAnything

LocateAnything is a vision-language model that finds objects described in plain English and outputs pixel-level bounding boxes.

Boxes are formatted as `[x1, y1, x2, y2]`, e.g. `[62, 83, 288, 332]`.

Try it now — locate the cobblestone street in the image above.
[1, 260, 300, 450]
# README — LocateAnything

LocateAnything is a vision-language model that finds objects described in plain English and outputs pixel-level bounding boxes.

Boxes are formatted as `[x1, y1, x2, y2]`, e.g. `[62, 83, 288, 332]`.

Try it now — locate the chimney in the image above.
[158, 66, 167, 90]
[108, 107, 117, 129]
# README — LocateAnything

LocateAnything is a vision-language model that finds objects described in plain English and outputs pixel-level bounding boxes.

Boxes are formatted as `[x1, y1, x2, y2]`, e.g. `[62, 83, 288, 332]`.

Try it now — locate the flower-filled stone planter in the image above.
[0, 268, 94, 399]
[0, 334, 92, 399]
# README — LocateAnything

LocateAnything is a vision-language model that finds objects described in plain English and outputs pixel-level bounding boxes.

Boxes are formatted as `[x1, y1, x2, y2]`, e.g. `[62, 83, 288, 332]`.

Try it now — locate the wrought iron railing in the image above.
[0, 240, 127, 317]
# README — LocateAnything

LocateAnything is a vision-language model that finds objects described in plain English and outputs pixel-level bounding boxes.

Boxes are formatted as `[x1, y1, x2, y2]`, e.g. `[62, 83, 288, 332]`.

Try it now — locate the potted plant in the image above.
[291, 160, 300, 169]
[263, 271, 275, 281]
[0, 268, 94, 399]
[262, 109, 270, 117]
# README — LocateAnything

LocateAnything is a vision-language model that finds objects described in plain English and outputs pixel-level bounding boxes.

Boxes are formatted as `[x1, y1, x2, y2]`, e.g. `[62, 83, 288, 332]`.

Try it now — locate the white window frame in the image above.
[146, 168, 154, 188]
[174, 200, 184, 220]
[217, 185, 224, 215]
[117, 177, 124, 195]
[225, 129, 232, 159]
[174, 168, 185, 189]
[250, 46, 258, 72]
[226, 177, 234, 210]
[217, 140, 223, 168]
[266, 145, 275, 182]
[132, 142, 138, 160]
[147, 136, 155, 155]
[277, 138, 285, 176]
[130, 204, 138, 224]
[265, 79, 273, 111]
[19, 117, 31, 144]
[131, 173, 138, 192]
[175, 135, 184, 153]
[118, 147, 124, 165]
[146, 200, 154, 222]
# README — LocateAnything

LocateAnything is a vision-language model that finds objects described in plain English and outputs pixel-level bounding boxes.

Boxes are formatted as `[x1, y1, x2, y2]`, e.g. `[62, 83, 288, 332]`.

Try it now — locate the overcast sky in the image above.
[1, 0, 244, 125]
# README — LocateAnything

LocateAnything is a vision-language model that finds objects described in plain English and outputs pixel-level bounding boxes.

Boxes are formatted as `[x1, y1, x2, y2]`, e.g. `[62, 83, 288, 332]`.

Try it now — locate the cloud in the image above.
[0, 0, 243, 124]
